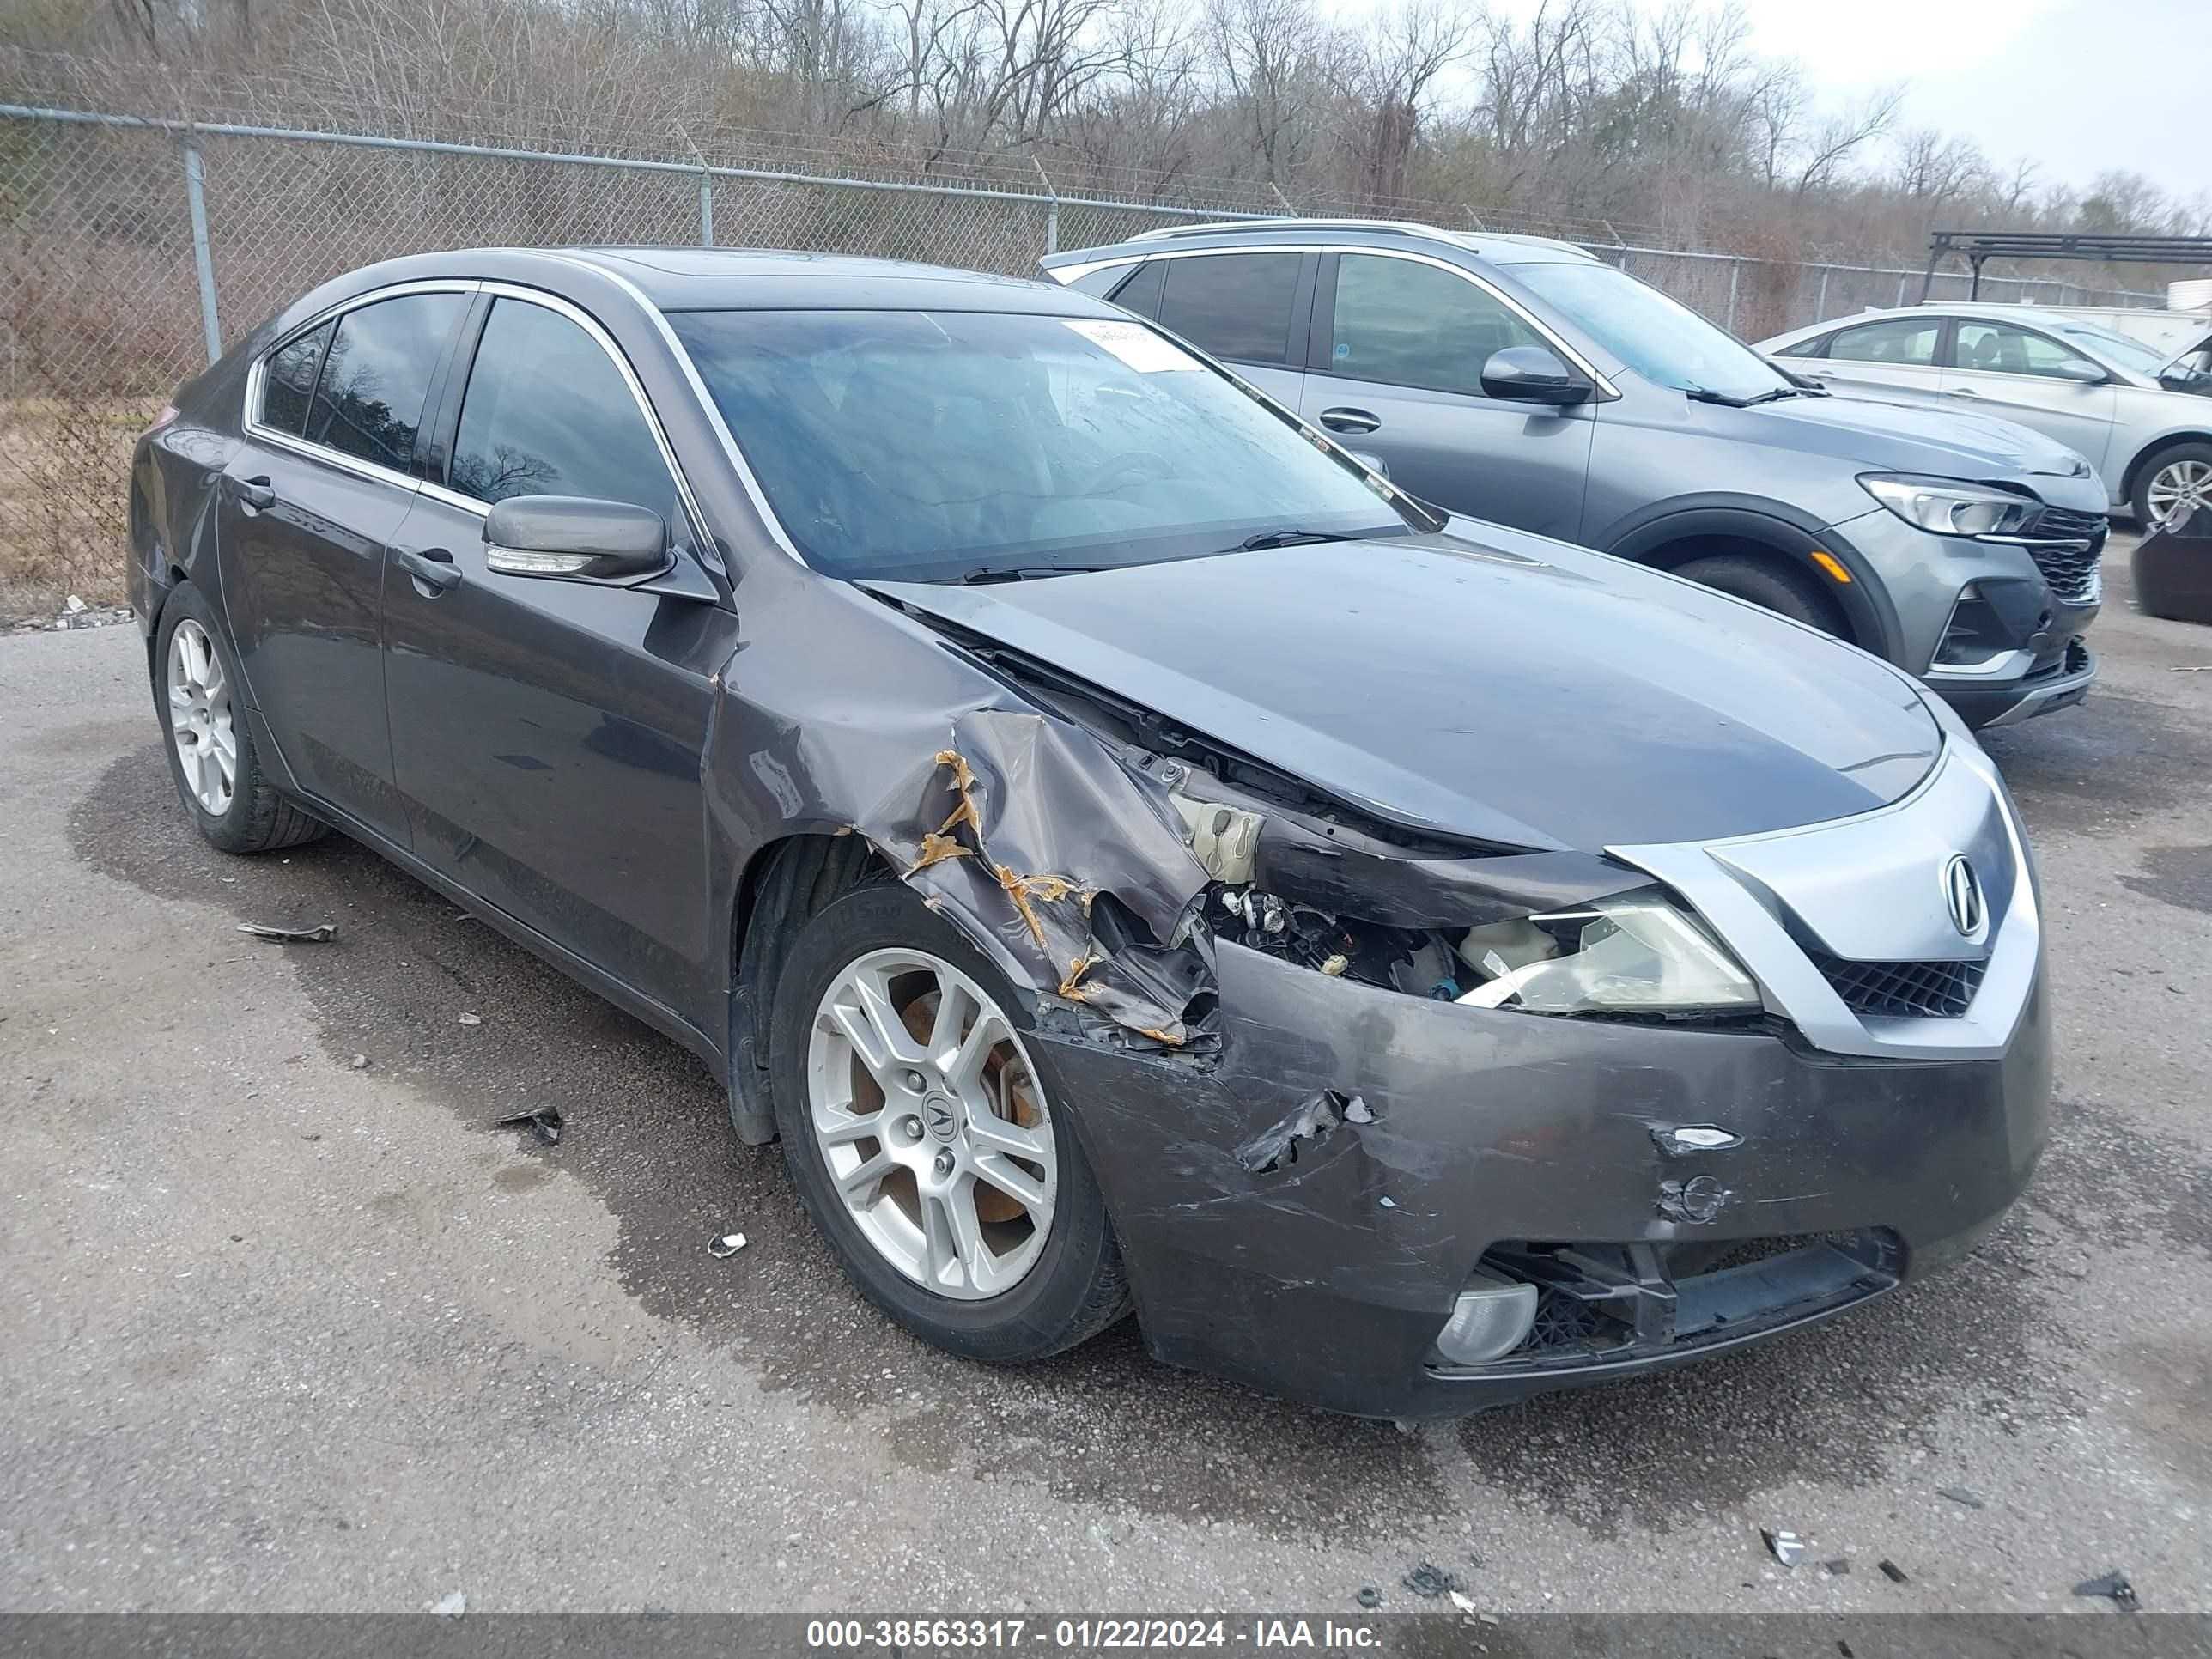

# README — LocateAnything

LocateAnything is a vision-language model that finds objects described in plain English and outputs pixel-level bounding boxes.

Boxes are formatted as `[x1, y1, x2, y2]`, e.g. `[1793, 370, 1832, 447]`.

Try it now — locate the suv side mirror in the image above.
[2052, 359, 2109, 386]
[483, 495, 669, 582]
[1480, 346, 1591, 406]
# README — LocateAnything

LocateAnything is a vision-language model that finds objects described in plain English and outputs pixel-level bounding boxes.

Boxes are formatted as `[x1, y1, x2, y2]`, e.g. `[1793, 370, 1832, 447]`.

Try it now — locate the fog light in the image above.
[1429, 1274, 1538, 1366]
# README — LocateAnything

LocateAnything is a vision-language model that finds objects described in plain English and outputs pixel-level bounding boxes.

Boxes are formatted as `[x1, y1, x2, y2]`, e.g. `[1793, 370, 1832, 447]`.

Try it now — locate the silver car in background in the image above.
[1761, 304, 2212, 530]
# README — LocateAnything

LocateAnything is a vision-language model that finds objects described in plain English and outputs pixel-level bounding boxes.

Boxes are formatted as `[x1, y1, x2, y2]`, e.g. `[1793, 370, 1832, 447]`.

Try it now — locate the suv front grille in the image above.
[2021, 507, 2106, 604]
[1808, 951, 1984, 1018]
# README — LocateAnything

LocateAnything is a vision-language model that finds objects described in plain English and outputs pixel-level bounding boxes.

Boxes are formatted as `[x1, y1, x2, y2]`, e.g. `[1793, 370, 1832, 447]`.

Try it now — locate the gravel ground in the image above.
[2, 541, 2207, 1617]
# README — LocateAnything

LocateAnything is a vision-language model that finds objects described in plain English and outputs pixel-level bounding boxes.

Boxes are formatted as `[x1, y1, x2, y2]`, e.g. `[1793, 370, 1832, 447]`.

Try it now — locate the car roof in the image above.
[1048, 218, 1601, 269]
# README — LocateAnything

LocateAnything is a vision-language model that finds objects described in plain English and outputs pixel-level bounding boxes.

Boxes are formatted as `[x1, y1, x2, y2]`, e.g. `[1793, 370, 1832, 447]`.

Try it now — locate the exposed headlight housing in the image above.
[1860, 474, 2036, 539]
[1459, 895, 1761, 1015]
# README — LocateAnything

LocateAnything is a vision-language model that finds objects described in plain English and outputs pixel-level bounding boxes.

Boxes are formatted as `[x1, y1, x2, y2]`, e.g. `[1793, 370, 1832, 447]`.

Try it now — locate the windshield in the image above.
[2040, 317, 2172, 378]
[1511, 260, 1792, 403]
[666, 308, 1417, 581]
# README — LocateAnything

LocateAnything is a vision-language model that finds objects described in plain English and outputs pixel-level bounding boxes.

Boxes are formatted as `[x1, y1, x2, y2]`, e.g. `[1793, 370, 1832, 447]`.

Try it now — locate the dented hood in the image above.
[868, 533, 1941, 852]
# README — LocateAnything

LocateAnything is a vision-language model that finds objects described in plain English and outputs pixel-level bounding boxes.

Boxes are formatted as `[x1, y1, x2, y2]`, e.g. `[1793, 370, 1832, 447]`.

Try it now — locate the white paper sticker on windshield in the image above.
[1061, 318, 1203, 373]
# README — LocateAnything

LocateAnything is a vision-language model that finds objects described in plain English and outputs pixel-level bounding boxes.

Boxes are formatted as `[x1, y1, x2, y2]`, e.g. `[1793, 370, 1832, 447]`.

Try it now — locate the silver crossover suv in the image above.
[1760, 303, 2212, 531]
[1042, 220, 2106, 728]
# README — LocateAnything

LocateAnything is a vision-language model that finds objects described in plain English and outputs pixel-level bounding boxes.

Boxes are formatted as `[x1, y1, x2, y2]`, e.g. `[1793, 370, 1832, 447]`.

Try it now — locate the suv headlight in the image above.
[1861, 474, 2036, 538]
[1459, 895, 1760, 1015]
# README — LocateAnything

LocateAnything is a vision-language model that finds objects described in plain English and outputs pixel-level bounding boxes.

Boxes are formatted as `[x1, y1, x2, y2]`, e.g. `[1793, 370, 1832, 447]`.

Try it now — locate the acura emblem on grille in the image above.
[1943, 854, 1984, 938]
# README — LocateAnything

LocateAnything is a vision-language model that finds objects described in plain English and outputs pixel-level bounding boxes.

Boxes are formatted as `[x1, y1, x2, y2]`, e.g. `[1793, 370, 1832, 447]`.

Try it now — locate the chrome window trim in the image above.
[537, 252, 805, 566]
[1609, 740, 2039, 1062]
[432, 281, 715, 560]
[241, 279, 480, 494]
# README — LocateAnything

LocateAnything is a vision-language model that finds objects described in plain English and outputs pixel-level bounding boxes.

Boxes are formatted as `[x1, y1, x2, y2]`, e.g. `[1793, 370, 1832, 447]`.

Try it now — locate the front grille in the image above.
[1809, 951, 1984, 1018]
[2021, 506, 2106, 604]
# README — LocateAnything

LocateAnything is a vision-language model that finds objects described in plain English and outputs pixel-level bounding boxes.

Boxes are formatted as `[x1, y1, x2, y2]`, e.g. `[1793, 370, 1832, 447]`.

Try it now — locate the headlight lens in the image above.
[1861, 474, 2036, 538]
[1459, 896, 1760, 1014]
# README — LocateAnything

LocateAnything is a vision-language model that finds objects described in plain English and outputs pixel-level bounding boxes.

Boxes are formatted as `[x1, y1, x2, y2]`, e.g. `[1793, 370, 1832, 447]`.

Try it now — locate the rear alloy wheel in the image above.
[153, 582, 327, 854]
[2138, 445, 2212, 532]
[769, 882, 1130, 1361]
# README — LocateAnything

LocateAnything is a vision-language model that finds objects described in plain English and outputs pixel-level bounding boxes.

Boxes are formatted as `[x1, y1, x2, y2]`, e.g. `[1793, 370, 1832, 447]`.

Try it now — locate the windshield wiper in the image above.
[1238, 528, 1355, 550]
[956, 562, 1107, 585]
[1743, 386, 1806, 404]
[1683, 386, 1753, 408]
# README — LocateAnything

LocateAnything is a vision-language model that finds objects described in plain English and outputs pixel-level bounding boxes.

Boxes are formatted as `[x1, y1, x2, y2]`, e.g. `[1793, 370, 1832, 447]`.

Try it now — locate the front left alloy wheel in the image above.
[769, 881, 1131, 1361]
[154, 582, 327, 854]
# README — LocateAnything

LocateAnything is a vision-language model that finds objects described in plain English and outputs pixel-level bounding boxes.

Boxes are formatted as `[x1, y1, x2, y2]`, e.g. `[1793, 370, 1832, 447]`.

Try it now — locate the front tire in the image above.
[769, 882, 1132, 1362]
[1674, 552, 1845, 637]
[154, 582, 326, 855]
[2132, 441, 2212, 532]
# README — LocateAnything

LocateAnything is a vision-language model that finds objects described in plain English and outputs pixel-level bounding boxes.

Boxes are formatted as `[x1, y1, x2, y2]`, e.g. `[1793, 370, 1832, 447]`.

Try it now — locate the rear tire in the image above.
[1674, 552, 1845, 637]
[769, 882, 1132, 1363]
[154, 582, 327, 855]
[2131, 441, 2212, 532]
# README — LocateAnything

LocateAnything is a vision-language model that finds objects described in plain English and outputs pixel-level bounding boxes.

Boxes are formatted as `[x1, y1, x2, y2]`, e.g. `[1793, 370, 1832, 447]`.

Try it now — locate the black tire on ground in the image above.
[769, 881, 1133, 1363]
[1673, 552, 1846, 637]
[153, 581, 328, 855]
[2130, 440, 2212, 532]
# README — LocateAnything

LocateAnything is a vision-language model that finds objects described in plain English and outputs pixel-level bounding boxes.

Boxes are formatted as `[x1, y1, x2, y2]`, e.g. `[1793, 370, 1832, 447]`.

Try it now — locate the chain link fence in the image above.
[0, 101, 2167, 617]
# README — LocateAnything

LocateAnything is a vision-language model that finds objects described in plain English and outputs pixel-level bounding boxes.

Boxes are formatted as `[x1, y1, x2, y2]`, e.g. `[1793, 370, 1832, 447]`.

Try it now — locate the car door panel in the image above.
[380, 294, 736, 1030]
[1303, 252, 1593, 537]
[1796, 316, 1948, 407]
[216, 290, 469, 841]
[1941, 321, 2118, 476]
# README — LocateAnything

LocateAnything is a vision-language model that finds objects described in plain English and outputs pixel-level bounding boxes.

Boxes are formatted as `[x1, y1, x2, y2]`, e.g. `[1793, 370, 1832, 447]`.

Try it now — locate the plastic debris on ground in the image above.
[1354, 1586, 1380, 1609]
[1936, 1486, 1985, 1510]
[1763, 1528, 1805, 1567]
[1824, 1559, 1851, 1576]
[459, 1012, 483, 1026]
[236, 921, 337, 943]
[432, 1592, 466, 1618]
[2074, 1571, 2140, 1611]
[708, 1231, 748, 1259]
[1401, 1562, 1459, 1598]
[349, 1054, 368, 1070]
[1878, 1559, 1909, 1583]
[494, 1107, 564, 1146]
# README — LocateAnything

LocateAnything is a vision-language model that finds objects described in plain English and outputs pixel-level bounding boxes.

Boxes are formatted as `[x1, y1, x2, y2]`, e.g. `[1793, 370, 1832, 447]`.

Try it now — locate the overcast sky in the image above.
[1332, 0, 2205, 204]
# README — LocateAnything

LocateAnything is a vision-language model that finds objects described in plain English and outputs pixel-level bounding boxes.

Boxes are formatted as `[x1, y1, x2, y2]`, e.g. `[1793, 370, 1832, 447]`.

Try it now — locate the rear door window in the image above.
[448, 298, 678, 518]
[1827, 317, 1941, 367]
[1328, 254, 1546, 395]
[1155, 253, 1303, 364]
[306, 293, 467, 473]
[260, 321, 333, 434]
[1951, 321, 2100, 380]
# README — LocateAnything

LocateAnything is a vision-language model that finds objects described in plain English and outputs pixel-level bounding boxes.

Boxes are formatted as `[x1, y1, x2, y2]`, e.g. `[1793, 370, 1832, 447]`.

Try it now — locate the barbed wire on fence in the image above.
[0, 100, 2167, 617]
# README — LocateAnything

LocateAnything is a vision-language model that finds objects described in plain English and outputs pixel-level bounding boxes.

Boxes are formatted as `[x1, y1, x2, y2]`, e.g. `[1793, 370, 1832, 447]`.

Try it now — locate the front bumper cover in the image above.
[1037, 942, 2051, 1418]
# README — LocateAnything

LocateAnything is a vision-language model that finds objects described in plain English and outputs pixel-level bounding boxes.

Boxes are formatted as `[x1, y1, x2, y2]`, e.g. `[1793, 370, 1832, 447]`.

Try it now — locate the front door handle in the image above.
[1318, 406, 1382, 434]
[223, 475, 276, 512]
[395, 546, 462, 594]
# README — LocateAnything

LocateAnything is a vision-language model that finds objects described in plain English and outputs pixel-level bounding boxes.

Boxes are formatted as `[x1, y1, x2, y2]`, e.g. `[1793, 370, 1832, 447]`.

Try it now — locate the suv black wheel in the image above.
[1674, 553, 1846, 637]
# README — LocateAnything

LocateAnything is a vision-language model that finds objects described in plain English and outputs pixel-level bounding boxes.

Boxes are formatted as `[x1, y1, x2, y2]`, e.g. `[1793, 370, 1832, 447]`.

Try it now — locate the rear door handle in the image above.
[395, 546, 463, 594]
[223, 475, 276, 512]
[1318, 406, 1382, 434]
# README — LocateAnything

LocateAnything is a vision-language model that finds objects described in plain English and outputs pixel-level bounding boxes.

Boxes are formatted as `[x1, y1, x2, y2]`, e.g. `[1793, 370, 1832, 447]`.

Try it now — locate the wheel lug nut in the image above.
[933, 1150, 955, 1177]
[902, 1069, 927, 1092]
[899, 1115, 923, 1142]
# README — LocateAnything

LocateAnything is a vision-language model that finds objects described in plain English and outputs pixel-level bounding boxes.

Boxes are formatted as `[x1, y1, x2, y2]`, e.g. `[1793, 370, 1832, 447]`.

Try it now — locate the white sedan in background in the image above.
[1761, 304, 2212, 530]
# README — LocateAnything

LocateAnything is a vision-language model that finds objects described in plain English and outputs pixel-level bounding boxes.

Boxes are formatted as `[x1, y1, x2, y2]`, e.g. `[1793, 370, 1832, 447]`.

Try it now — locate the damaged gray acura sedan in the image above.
[129, 249, 2050, 1417]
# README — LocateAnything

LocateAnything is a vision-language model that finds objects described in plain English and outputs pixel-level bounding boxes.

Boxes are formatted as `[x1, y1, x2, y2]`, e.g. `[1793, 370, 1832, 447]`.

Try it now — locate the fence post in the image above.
[1031, 155, 1059, 254]
[697, 167, 714, 246]
[1894, 275, 1907, 306]
[179, 131, 222, 364]
[1725, 258, 1741, 333]
[1814, 266, 1830, 324]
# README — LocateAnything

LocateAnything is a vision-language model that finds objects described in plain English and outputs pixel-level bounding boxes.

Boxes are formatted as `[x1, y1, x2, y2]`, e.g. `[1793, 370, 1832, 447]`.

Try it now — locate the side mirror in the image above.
[1480, 346, 1591, 406]
[1345, 449, 1390, 479]
[483, 495, 669, 582]
[2052, 359, 2109, 386]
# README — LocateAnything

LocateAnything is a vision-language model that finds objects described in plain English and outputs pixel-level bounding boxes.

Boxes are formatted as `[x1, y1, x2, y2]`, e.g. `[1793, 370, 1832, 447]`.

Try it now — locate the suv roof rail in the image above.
[1129, 216, 1452, 243]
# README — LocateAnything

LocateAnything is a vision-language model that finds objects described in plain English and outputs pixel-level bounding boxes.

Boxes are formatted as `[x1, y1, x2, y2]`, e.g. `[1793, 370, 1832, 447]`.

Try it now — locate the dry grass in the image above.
[0, 396, 157, 615]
